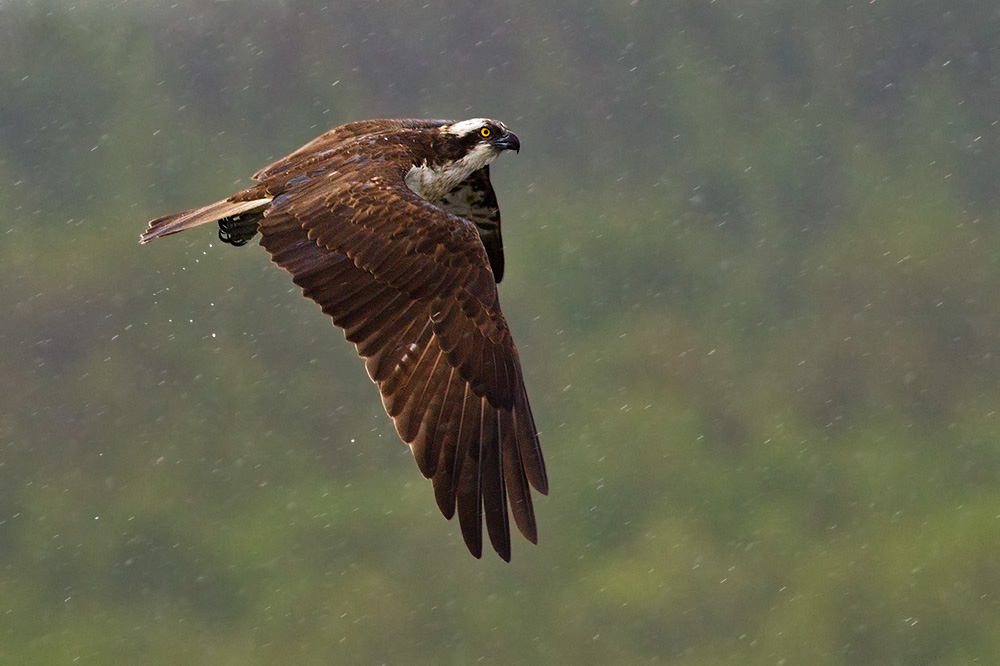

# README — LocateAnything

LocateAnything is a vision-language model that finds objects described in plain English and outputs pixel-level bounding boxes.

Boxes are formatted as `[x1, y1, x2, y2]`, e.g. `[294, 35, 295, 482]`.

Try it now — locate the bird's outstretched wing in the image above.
[255, 140, 546, 561]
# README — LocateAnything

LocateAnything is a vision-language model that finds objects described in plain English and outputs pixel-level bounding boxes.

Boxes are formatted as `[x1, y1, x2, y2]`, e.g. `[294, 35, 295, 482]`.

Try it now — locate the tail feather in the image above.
[139, 197, 272, 244]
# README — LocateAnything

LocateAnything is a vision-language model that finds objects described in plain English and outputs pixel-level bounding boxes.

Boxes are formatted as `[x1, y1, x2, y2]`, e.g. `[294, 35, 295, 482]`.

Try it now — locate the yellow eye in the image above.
[480, 127, 491, 138]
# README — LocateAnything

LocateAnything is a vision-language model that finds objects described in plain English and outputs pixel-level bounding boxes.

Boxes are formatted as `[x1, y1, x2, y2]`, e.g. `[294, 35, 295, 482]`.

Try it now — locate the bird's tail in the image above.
[139, 197, 272, 244]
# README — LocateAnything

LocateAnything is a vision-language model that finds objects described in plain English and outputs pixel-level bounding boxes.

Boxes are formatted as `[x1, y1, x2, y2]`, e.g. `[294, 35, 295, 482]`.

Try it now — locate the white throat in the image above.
[405, 142, 499, 201]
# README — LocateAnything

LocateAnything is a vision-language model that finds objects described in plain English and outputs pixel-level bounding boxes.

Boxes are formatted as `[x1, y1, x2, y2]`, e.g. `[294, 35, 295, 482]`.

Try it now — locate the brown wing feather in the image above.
[253, 119, 451, 182]
[256, 152, 546, 560]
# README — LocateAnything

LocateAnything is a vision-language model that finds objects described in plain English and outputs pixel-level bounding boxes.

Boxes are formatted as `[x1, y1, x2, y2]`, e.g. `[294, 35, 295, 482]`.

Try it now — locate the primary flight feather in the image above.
[140, 118, 547, 561]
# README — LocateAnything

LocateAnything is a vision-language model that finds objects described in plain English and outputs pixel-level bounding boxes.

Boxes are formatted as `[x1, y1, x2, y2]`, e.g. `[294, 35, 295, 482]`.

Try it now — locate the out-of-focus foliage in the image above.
[3, 0, 1000, 663]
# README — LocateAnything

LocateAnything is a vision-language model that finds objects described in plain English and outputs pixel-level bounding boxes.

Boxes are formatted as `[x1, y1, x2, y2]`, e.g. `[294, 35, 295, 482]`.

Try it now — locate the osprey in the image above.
[140, 118, 547, 561]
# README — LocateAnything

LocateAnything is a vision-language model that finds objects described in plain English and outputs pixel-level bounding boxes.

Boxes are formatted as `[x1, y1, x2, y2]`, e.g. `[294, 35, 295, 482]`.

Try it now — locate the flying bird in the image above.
[140, 118, 547, 561]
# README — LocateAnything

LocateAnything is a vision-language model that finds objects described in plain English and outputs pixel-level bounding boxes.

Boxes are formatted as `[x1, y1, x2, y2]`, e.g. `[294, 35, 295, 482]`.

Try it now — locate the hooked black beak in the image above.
[492, 130, 520, 154]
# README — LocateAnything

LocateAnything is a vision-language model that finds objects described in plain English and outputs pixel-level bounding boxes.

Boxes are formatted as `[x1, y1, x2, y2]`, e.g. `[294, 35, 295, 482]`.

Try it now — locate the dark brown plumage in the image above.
[140, 118, 546, 561]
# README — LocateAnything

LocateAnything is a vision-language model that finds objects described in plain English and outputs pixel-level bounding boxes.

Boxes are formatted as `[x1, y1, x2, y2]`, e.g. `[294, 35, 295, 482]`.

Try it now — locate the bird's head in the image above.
[442, 118, 521, 156]
[406, 118, 521, 201]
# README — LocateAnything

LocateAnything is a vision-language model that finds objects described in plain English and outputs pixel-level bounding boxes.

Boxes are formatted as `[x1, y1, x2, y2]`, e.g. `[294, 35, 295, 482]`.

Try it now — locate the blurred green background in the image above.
[4, 0, 1000, 663]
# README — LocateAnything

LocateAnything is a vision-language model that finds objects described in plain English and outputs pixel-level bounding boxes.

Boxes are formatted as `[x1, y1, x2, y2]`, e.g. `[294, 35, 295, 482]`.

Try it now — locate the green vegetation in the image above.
[3, 1, 1000, 663]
